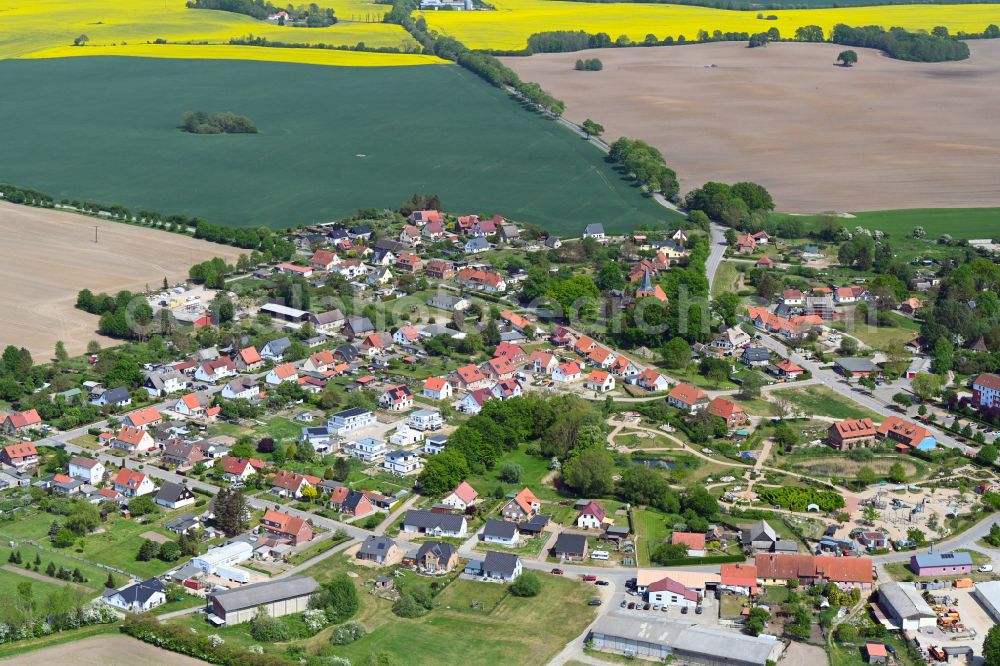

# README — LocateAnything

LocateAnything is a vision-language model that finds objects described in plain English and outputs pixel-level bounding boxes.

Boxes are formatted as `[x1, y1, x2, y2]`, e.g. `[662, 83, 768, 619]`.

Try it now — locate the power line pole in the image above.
[94, 225, 98, 243]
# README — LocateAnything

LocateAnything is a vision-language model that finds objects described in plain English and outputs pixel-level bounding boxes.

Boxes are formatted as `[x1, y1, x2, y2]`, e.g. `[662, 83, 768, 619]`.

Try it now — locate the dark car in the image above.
[588, 599, 602, 606]
[681, 606, 689, 614]
[695, 606, 703, 615]
[643, 603, 651, 610]
[550, 568, 564, 575]
[595, 580, 609, 586]
[627, 602, 636, 609]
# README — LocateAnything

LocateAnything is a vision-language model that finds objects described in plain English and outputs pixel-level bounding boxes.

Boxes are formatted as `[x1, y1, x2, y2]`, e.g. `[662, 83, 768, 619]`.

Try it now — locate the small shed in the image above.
[865, 643, 888, 665]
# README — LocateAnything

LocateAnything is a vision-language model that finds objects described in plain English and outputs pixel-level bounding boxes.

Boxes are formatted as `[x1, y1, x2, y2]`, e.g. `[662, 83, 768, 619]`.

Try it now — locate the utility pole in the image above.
[94, 225, 99, 243]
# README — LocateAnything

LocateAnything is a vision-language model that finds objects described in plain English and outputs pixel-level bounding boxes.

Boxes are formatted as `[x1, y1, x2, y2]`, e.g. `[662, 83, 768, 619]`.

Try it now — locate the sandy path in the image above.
[503, 41, 1000, 212]
[0, 564, 91, 591]
[0, 201, 243, 358]
[5, 634, 208, 664]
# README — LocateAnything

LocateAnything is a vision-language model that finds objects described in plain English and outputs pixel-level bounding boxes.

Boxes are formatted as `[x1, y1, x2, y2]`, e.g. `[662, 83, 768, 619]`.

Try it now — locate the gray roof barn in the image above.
[403, 509, 465, 534]
[210, 576, 318, 613]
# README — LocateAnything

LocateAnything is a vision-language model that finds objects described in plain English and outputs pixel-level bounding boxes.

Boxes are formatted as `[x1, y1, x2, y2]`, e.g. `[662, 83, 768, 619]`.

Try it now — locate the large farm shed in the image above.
[208, 576, 317, 626]
[589, 616, 783, 666]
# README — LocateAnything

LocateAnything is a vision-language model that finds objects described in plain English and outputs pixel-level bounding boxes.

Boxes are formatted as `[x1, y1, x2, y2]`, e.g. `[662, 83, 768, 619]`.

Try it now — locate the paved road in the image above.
[704, 223, 728, 292]
[753, 333, 963, 450]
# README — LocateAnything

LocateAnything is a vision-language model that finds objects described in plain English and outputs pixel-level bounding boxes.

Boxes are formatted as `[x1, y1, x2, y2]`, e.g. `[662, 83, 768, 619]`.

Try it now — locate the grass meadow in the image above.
[0, 57, 672, 234]
[423, 0, 1000, 51]
[771, 385, 881, 420]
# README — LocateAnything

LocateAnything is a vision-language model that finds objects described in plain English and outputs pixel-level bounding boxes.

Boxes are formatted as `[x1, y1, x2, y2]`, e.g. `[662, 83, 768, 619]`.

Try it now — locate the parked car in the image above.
[588, 599, 602, 606]
[595, 580, 609, 586]
[582, 575, 597, 582]
[627, 602, 636, 609]
[696, 606, 703, 615]
[643, 603, 651, 610]
[979, 564, 994, 573]
[681, 606, 689, 614]
[550, 568, 564, 575]
[620, 600, 627, 608]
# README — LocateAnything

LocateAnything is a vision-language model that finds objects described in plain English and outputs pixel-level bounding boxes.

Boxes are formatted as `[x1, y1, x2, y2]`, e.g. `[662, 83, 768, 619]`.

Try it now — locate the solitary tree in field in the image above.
[837, 50, 858, 67]
[73, 34, 89, 46]
[581, 119, 604, 139]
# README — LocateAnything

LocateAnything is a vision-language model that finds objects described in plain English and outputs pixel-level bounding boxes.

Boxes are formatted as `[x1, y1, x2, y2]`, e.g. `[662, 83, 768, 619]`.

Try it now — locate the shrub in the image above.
[250, 613, 289, 642]
[329, 621, 366, 645]
[510, 572, 541, 597]
[392, 593, 428, 618]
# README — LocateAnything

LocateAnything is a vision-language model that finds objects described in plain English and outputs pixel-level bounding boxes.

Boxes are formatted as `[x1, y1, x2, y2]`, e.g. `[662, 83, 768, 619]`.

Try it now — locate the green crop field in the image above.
[0, 57, 673, 235]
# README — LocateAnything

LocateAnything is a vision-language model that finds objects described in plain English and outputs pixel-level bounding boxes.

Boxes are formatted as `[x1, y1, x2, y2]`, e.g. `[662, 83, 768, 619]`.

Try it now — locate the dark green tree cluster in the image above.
[0, 183, 55, 207]
[574, 57, 603, 70]
[310, 573, 360, 623]
[75, 288, 153, 340]
[189, 256, 234, 288]
[418, 396, 557, 493]
[684, 181, 774, 227]
[213, 487, 251, 536]
[181, 111, 258, 134]
[607, 137, 679, 197]
[193, 219, 296, 256]
[830, 23, 970, 62]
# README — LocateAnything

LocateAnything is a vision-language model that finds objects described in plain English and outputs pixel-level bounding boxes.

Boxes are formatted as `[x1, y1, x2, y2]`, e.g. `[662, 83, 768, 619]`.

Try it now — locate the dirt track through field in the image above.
[5, 634, 208, 664]
[1, 564, 91, 591]
[503, 41, 1000, 212]
[0, 201, 242, 359]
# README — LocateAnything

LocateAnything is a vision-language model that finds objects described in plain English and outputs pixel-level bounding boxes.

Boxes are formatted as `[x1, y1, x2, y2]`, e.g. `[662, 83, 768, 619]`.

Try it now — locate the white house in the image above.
[384, 450, 422, 476]
[113, 469, 156, 497]
[646, 576, 699, 608]
[379, 385, 413, 412]
[346, 438, 387, 463]
[576, 501, 607, 529]
[260, 337, 291, 361]
[421, 377, 453, 401]
[423, 435, 448, 456]
[553, 361, 582, 383]
[142, 371, 185, 398]
[482, 519, 519, 547]
[327, 408, 376, 436]
[583, 223, 606, 242]
[442, 481, 478, 511]
[68, 456, 104, 485]
[103, 578, 166, 612]
[194, 358, 236, 384]
[585, 370, 615, 393]
[173, 391, 210, 417]
[389, 424, 425, 447]
[266, 363, 299, 386]
[154, 482, 196, 510]
[409, 409, 444, 431]
[112, 426, 156, 455]
[221, 377, 260, 401]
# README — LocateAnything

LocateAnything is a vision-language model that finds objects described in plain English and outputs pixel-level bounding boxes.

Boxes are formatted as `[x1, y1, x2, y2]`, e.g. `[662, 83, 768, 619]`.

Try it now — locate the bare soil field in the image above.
[503, 41, 1000, 212]
[0, 201, 242, 359]
[6, 634, 207, 664]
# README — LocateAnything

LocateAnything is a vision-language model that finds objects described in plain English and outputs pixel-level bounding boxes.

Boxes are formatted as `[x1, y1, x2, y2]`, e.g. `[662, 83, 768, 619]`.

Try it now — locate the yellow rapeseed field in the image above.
[23, 43, 447, 66]
[0, 0, 446, 66]
[421, 0, 1000, 50]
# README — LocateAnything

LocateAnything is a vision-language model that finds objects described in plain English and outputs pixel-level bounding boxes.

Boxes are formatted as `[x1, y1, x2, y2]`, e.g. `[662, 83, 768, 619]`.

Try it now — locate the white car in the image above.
[978, 565, 994, 573]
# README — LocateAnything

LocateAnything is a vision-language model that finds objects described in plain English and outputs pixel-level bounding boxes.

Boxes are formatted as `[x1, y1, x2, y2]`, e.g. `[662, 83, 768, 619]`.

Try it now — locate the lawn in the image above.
[787, 454, 926, 482]
[711, 260, 741, 298]
[832, 311, 920, 350]
[0, 57, 673, 235]
[773, 208, 1000, 263]
[422, 0, 1000, 50]
[771, 385, 880, 420]
[0, 506, 196, 579]
[436, 578, 511, 613]
[633, 507, 670, 567]
[329, 574, 597, 665]
[465, 447, 559, 500]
